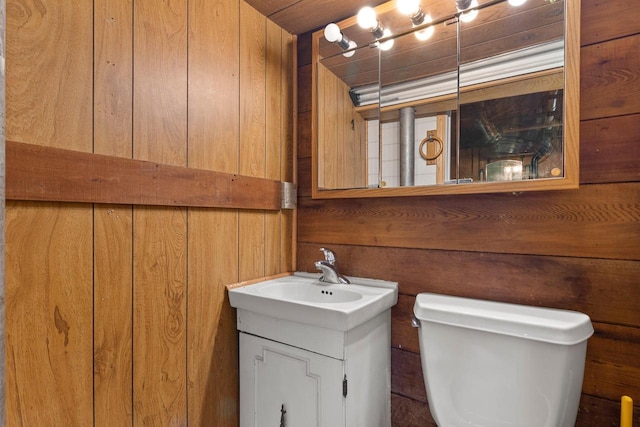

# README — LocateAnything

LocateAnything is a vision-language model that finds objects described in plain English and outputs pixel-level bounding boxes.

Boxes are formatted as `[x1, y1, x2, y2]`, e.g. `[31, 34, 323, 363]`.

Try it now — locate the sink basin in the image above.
[258, 280, 363, 303]
[228, 272, 398, 331]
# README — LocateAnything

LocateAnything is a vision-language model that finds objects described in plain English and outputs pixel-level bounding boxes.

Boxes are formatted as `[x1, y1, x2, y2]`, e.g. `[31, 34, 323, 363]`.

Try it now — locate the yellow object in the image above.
[621, 395, 633, 427]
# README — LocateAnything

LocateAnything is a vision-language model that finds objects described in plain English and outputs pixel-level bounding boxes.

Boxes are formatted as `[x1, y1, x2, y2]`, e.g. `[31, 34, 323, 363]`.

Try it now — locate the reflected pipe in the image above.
[400, 107, 415, 186]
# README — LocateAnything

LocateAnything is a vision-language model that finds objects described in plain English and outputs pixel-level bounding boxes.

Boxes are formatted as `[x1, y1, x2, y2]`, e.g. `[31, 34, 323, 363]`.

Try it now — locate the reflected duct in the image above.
[348, 39, 564, 108]
[399, 107, 415, 186]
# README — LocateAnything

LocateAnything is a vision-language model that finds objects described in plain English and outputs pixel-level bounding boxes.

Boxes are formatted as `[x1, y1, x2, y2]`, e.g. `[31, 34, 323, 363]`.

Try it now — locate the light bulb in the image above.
[324, 23, 353, 51]
[415, 26, 434, 41]
[414, 13, 434, 41]
[459, 8, 478, 22]
[508, 0, 527, 5]
[342, 40, 358, 58]
[459, 0, 479, 23]
[324, 23, 342, 43]
[397, 0, 421, 16]
[343, 40, 357, 57]
[357, 7, 378, 30]
[379, 28, 394, 51]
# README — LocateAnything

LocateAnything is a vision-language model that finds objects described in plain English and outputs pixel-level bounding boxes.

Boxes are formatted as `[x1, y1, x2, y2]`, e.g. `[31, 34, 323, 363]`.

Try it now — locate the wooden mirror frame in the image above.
[311, 0, 579, 199]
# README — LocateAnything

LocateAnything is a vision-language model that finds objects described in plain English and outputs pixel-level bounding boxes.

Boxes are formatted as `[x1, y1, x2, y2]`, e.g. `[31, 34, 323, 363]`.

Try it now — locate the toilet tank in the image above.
[413, 293, 594, 427]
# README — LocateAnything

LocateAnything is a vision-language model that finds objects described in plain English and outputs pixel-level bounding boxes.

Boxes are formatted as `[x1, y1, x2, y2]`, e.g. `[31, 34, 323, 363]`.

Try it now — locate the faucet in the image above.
[315, 248, 350, 284]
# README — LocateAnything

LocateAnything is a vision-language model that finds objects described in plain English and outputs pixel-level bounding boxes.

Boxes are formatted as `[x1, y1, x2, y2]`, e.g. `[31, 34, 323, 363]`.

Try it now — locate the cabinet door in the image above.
[240, 333, 345, 427]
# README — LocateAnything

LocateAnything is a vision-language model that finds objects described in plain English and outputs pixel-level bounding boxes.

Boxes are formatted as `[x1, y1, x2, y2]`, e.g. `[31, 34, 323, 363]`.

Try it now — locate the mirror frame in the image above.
[311, 0, 580, 198]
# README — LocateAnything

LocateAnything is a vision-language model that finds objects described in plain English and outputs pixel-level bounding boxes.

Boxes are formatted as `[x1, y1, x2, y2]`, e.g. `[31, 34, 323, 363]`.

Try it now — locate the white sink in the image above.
[258, 280, 363, 303]
[228, 272, 398, 331]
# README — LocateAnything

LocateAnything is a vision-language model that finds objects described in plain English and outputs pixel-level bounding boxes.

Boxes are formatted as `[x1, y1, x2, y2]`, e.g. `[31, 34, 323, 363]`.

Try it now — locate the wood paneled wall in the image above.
[296, 0, 639, 425]
[0, 0, 5, 419]
[5, 0, 294, 425]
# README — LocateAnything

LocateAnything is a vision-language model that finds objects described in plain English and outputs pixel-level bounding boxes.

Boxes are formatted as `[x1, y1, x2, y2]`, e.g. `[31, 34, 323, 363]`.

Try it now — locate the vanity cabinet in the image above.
[239, 334, 344, 426]
[236, 309, 392, 427]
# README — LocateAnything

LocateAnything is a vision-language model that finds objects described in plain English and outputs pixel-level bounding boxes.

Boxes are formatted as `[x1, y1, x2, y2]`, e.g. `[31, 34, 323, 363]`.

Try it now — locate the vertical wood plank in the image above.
[94, 1, 134, 424]
[133, 0, 187, 167]
[132, 0, 188, 425]
[239, 2, 267, 281]
[281, 31, 297, 272]
[316, 64, 367, 189]
[265, 20, 283, 276]
[187, 0, 240, 425]
[6, 1, 94, 425]
[94, 0, 133, 158]
[0, 2, 5, 422]
[133, 207, 187, 426]
[187, 0, 239, 173]
[187, 209, 239, 424]
[6, 202, 93, 425]
[434, 114, 447, 184]
[6, 0, 93, 150]
[94, 205, 134, 425]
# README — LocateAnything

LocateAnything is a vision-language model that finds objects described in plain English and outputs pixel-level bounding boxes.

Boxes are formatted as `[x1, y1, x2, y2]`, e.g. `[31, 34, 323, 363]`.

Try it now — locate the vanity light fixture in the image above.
[455, 0, 473, 9]
[379, 28, 395, 51]
[397, 0, 425, 25]
[396, 0, 434, 41]
[508, 0, 527, 5]
[414, 14, 434, 40]
[357, 6, 385, 39]
[324, 23, 358, 57]
[358, 6, 394, 50]
[456, 0, 479, 23]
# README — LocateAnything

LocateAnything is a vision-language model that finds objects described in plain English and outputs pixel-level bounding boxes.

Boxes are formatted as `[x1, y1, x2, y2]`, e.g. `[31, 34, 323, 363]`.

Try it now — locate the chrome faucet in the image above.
[315, 248, 350, 284]
[320, 247, 337, 265]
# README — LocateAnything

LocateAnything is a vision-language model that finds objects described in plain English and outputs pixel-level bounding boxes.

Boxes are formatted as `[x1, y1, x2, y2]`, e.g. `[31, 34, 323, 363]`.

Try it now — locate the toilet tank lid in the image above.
[413, 293, 594, 345]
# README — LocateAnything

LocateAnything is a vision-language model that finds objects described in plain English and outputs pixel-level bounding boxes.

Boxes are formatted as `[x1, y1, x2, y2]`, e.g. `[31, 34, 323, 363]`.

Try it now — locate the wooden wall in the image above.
[296, 0, 640, 425]
[5, 0, 294, 425]
[0, 0, 5, 421]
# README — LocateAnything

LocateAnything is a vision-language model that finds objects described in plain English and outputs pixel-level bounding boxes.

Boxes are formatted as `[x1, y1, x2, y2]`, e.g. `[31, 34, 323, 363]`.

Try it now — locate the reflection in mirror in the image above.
[317, 42, 378, 190]
[377, 12, 458, 187]
[312, 0, 578, 197]
[458, 0, 565, 183]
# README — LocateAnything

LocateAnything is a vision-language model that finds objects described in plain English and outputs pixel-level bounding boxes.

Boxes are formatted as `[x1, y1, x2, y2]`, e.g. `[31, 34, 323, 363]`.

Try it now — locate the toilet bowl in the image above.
[413, 293, 593, 427]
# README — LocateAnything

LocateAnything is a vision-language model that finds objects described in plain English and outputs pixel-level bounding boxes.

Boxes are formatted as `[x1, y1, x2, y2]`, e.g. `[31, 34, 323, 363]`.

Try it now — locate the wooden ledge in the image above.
[6, 140, 282, 210]
[225, 272, 294, 291]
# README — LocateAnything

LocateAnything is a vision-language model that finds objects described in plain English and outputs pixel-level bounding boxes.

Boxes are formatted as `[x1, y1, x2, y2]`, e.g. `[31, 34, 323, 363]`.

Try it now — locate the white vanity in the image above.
[228, 272, 398, 427]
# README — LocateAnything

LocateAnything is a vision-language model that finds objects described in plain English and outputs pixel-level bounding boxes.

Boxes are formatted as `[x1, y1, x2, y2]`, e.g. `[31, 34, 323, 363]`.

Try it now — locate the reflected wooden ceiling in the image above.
[318, 0, 563, 91]
[244, 0, 388, 35]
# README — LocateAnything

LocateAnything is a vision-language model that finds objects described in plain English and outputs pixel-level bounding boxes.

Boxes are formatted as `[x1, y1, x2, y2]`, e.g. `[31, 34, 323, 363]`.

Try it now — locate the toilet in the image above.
[412, 293, 594, 427]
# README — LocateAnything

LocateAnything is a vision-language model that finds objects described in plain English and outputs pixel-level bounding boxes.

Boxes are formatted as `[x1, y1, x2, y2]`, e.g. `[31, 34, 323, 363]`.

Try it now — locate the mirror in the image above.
[312, 0, 579, 198]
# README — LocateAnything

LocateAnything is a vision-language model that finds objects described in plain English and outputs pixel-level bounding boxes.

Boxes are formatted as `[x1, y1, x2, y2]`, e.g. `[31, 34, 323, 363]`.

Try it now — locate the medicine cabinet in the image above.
[312, 0, 579, 198]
